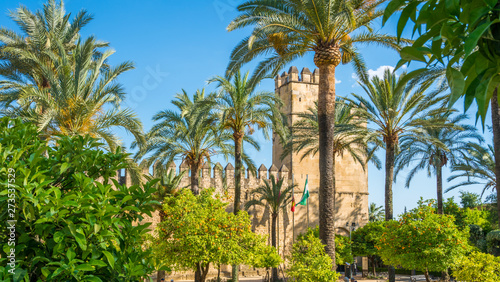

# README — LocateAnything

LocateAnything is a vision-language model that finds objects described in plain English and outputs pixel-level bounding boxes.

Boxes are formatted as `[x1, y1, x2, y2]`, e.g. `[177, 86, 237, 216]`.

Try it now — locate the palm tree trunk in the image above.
[234, 132, 243, 214]
[191, 163, 200, 195]
[385, 141, 396, 282]
[317, 64, 337, 267]
[271, 213, 278, 282]
[436, 164, 443, 214]
[491, 90, 500, 229]
[232, 133, 243, 282]
[385, 141, 395, 220]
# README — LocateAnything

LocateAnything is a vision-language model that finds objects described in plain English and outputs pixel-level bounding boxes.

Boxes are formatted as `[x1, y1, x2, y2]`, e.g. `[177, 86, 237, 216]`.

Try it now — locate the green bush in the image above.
[469, 224, 488, 253]
[0, 118, 156, 281]
[453, 251, 500, 281]
[486, 230, 500, 256]
[287, 232, 340, 282]
[298, 226, 353, 265]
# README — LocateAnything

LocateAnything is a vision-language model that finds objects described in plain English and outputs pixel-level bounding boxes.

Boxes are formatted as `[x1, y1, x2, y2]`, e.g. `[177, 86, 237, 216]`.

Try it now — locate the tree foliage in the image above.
[0, 118, 155, 281]
[351, 221, 385, 276]
[376, 200, 469, 276]
[287, 232, 340, 282]
[153, 189, 280, 282]
[452, 251, 500, 282]
[383, 0, 500, 120]
[298, 227, 353, 265]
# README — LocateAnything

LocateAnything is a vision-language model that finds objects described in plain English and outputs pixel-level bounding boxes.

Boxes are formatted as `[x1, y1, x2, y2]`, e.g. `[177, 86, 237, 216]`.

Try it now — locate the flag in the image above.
[291, 196, 296, 212]
[296, 175, 309, 206]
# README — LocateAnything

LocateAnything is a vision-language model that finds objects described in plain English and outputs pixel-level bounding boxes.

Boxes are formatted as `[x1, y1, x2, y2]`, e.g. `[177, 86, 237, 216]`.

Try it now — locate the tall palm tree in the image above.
[209, 71, 285, 281]
[209, 71, 286, 214]
[447, 142, 496, 198]
[283, 98, 380, 168]
[368, 203, 384, 222]
[396, 112, 483, 214]
[351, 69, 445, 220]
[244, 175, 294, 282]
[1, 37, 142, 152]
[227, 0, 408, 264]
[351, 69, 445, 281]
[0, 0, 106, 101]
[135, 89, 231, 195]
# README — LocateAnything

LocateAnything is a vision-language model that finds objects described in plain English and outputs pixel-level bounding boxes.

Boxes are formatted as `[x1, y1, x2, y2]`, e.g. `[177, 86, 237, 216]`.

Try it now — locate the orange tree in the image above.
[376, 200, 470, 282]
[153, 189, 280, 282]
[351, 221, 386, 277]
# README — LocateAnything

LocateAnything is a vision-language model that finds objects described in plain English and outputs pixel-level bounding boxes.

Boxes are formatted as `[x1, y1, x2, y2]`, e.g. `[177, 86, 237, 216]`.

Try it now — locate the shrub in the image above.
[298, 226, 352, 265]
[287, 232, 340, 282]
[486, 230, 500, 256]
[0, 118, 156, 281]
[453, 251, 500, 281]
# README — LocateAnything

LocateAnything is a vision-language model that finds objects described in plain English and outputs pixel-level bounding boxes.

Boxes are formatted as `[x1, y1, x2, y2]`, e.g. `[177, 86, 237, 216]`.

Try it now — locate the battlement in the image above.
[165, 162, 290, 182]
[275, 66, 320, 88]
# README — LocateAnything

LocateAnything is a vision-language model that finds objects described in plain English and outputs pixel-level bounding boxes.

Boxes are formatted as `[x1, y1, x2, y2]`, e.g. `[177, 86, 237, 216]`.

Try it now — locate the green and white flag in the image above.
[296, 175, 309, 206]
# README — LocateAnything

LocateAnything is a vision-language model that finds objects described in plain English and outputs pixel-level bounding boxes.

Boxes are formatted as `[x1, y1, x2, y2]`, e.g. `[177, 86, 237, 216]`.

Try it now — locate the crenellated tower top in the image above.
[275, 66, 320, 89]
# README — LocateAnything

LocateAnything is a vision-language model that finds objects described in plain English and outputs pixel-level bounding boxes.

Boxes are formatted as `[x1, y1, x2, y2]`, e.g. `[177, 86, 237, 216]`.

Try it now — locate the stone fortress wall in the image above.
[116, 66, 369, 279]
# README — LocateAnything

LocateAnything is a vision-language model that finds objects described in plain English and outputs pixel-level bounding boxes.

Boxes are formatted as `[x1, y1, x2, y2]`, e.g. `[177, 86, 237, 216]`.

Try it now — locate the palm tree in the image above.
[135, 89, 231, 195]
[209, 71, 285, 281]
[227, 0, 408, 264]
[245, 175, 294, 282]
[209, 71, 286, 214]
[2, 37, 142, 152]
[283, 98, 380, 168]
[447, 142, 496, 198]
[368, 203, 384, 222]
[0, 0, 106, 100]
[351, 69, 446, 220]
[396, 112, 483, 214]
[351, 69, 445, 281]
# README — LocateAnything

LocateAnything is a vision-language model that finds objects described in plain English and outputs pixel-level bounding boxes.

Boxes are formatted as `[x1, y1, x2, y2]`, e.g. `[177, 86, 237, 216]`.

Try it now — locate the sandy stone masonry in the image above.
[273, 66, 369, 238]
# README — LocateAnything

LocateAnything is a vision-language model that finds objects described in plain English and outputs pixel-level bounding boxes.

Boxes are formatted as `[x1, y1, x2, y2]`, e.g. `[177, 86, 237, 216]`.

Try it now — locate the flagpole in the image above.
[306, 174, 309, 229]
[292, 173, 295, 242]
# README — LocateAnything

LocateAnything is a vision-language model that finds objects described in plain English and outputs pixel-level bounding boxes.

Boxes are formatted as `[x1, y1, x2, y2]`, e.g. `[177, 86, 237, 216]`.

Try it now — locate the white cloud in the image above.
[368, 65, 394, 79]
[335, 78, 341, 84]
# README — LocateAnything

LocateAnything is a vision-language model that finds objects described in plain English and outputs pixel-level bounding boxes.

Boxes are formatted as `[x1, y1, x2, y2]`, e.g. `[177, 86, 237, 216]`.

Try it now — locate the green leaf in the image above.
[446, 67, 465, 107]
[102, 251, 115, 269]
[74, 231, 87, 251]
[13, 268, 27, 282]
[464, 20, 497, 57]
[84, 276, 103, 282]
[445, 0, 460, 14]
[383, 0, 406, 25]
[60, 163, 70, 174]
[89, 259, 107, 267]
[75, 264, 94, 271]
[67, 248, 76, 261]
[397, 2, 420, 41]
[41, 267, 50, 278]
[400, 46, 427, 62]
[54, 231, 64, 243]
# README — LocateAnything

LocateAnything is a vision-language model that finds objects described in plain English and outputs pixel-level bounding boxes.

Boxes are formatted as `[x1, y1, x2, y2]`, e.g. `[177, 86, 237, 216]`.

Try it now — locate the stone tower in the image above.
[273, 66, 369, 237]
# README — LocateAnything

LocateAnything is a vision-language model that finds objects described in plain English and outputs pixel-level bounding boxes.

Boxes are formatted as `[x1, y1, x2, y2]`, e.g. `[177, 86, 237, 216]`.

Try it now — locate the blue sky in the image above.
[0, 0, 494, 217]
